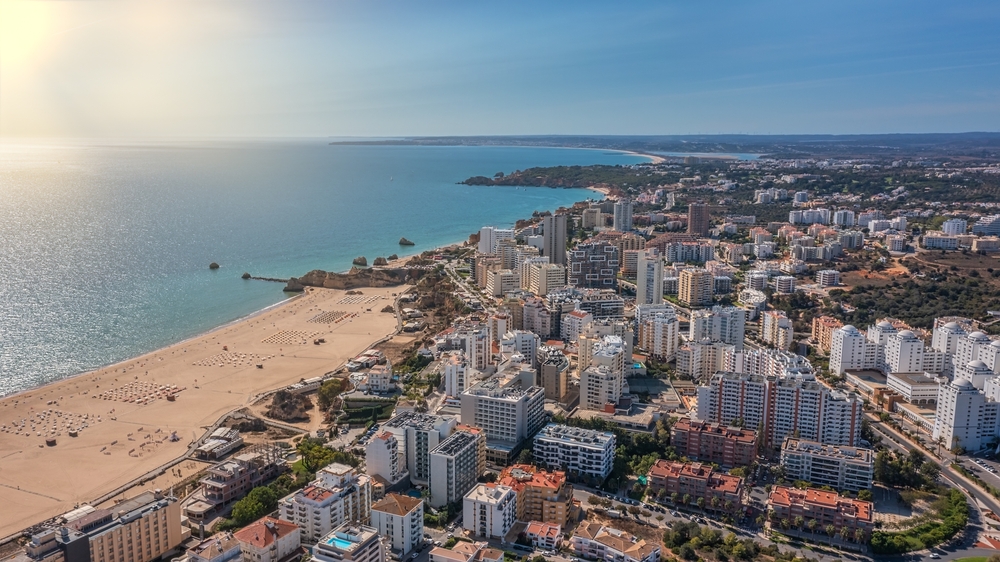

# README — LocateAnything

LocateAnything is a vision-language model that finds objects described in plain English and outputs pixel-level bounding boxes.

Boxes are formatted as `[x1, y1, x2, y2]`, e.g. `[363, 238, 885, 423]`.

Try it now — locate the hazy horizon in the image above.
[2, 0, 999, 138]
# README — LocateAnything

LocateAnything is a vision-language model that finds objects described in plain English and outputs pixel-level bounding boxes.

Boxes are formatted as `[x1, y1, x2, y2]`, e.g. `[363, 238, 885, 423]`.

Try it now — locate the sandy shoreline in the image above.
[0, 285, 400, 537]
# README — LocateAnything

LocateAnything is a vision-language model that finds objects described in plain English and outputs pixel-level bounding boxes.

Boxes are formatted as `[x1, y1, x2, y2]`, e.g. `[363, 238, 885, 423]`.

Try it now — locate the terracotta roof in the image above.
[233, 517, 298, 549]
[372, 493, 423, 516]
[573, 521, 603, 540]
[497, 464, 566, 493]
[647, 460, 743, 494]
[672, 417, 757, 443]
[299, 485, 334, 502]
[768, 486, 873, 522]
[525, 521, 560, 538]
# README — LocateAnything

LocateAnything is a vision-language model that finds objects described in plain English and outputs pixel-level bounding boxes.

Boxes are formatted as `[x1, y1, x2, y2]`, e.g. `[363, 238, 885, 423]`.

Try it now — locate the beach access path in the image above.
[0, 285, 400, 537]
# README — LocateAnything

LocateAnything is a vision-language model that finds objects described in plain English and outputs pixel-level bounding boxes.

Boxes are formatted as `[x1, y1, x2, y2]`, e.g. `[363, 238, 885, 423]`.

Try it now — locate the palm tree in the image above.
[794, 516, 804, 529]
[710, 497, 721, 511]
[756, 515, 765, 528]
[825, 524, 836, 537]
[854, 528, 866, 543]
[683, 493, 691, 505]
[840, 526, 851, 541]
[671, 492, 680, 504]
[807, 519, 818, 533]
[696, 497, 705, 510]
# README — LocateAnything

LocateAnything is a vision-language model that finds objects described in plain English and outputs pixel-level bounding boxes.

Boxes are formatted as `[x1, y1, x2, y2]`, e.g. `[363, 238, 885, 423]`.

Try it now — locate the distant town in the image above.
[14, 148, 1000, 562]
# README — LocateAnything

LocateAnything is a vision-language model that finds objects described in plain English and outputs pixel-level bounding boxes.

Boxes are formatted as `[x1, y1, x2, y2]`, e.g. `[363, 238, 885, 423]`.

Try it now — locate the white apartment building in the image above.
[942, 218, 968, 235]
[725, 348, 814, 379]
[774, 275, 796, 294]
[923, 232, 959, 250]
[815, 269, 840, 287]
[934, 378, 1000, 452]
[636, 249, 664, 305]
[833, 209, 856, 226]
[312, 524, 383, 562]
[761, 310, 794, 350]
[745, 270, 769, 291]
[459, 378, 545, 446]
[780, 438, 874, 492]
[954, 331, 996, 375]
[429, 428, 486, 508]
[500, 330, 541, 367]
[886, 235, 906, 252]
[886, 372, 941, 405]
[829, 326, 880, 375]
[973, 215, 1000, 236]
[561, 309, 593, 343]
[676, 339, 732, 382]
[580, 364, 624, 411]
[789, 208, 831, 225]
[444, 351, 478, 398]
[370, 494, 424, 556]
[638, 311, 679, 361]
[478, 226, 515, 255]
[613, 199, 633, 232]
[533, 423, 616, 483]
[933, 321, 966, 355]
[383, 412, 457, 487]
[585, 334, 627, 378]
[689, 306, 746, 350]
[464, 484, 517, 540]
[578, 319, 634, 370]
[955, 360, 995, 390]
[885, 330, 925, 374]
[365, 432, 407, 486]
[279, 463, 372, 543]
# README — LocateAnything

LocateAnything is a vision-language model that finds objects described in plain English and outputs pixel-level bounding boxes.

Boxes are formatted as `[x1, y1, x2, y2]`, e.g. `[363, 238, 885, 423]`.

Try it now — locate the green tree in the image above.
[316, 378, 347, 411]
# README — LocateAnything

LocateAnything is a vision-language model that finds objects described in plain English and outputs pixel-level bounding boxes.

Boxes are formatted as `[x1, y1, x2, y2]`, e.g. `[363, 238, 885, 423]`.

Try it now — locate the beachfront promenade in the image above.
[0, 286, 400, 537]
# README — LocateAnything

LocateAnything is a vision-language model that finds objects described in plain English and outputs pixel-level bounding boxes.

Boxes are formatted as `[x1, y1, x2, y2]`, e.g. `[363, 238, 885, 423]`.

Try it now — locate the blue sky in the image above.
[1, 0, 998, 137]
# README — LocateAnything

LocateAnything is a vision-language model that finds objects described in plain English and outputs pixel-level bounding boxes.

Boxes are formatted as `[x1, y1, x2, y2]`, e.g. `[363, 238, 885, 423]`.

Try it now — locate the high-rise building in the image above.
[761, 310, 794, 350]
[689, 306, 745, 350]
[811, 316, 844, 354]
[498, 464, 573, 527]
[542, 214, 568, 265]
[613, 199, 633, 231]
[670, 418, 758, 468]
[365, 429, 407, 486]
[676, 339, 732, 382]
[370, 494, 424, 556]
[382, 412, 457, 486]
[580, 365, 623, 411]
[833, 209, 856, 226]
[568, 241, 619, 289]
[478, 226, 516, 255]
[885, 330, 925, 374]
[429, 427, 487, 508]
[687, 203, 710, 236]
[460, 378, 546, 465]
[636, 249, 664, 305]
[525, 262, 566, 296]
[582, 206, 602, 229]
[464, 484, 517, 540]
[942, 218, 969, 235]
[696, 371, 863, 452]
[678, 268, 713, 307]
[638, 311, 679, 361]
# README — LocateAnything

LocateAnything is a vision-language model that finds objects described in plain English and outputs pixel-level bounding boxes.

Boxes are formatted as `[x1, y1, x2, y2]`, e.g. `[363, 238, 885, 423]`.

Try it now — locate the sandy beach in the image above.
[0, 285, 401, 537]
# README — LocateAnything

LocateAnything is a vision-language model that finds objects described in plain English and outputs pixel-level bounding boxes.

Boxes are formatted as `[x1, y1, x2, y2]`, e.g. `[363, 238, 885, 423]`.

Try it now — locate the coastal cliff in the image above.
[285, 267, 424, 291]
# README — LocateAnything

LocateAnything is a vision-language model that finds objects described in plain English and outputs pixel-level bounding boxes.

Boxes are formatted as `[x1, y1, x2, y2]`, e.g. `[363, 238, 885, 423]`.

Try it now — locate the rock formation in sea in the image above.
[288, 268, 425, 290]
[209, 262, 220, 269]
[373, 257, 388, 266]
[398, 237, 415, 246]
[241, 272, 251, 279]
[388, 254, 398, 260]
[352, 256, 368, 266]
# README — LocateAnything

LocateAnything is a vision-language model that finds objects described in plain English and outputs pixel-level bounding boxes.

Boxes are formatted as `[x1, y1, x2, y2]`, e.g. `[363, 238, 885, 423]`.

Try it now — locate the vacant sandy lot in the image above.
[0, 286, 400, 537]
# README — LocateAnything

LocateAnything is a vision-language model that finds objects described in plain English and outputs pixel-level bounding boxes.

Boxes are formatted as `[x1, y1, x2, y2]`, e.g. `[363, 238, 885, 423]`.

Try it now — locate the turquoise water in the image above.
[0, 140, 646, 395]
[327, 537, 354, 550]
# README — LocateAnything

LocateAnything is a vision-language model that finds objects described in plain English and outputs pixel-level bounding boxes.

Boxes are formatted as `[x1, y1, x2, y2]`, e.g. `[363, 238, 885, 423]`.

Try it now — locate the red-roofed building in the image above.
[647, 460, 744, 511]
[524, 521, 562, 550]
[670, 418, 758, 468]
[767, 486, 873, 543]
[233, 517, 300, 562]
[497, 464, 573, 526]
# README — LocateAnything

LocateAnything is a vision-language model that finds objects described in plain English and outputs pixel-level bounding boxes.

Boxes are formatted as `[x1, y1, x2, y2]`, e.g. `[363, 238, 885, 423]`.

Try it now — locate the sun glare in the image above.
[0, 0, 58, 69]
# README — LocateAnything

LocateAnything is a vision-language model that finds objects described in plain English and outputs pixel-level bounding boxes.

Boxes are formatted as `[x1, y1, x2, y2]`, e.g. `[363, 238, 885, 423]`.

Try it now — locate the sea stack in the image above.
[352, 256, 368, 266]
[209, 262, 220, 270]
[388, 254, 399, 260]
[241, 272, 251, 279]
[398, 237, 415, 246]
[373, 257, 388, 266]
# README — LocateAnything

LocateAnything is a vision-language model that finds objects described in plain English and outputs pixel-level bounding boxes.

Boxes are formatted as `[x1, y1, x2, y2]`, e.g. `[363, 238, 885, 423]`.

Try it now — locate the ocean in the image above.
[0, 139, 646, 395]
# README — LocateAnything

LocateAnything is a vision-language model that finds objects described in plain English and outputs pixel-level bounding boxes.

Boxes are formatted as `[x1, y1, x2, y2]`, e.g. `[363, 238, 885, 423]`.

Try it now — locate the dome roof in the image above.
[898, 330, 915, 338]
[969, 360, 989, 370]
[842, 325, 859, 333]
[943, 322, 960, 329]
[877, 321, 893, 329]
[971, 331, 988, 339]
[990, 340, 1000, 348]
[955, 378, 975, 389]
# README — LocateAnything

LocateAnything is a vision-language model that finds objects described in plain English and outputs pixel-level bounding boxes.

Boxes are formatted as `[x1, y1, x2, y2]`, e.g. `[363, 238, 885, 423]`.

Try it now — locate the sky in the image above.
[1, 1, 999, 137]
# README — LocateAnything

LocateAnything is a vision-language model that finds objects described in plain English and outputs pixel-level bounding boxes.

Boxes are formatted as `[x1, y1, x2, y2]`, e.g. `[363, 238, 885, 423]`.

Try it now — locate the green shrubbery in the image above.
[870, 489, 968, 554]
